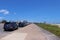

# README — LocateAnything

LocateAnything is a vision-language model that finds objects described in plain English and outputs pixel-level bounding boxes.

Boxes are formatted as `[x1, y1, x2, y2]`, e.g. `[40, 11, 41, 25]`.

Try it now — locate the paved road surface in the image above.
[0, 24, 60, 40]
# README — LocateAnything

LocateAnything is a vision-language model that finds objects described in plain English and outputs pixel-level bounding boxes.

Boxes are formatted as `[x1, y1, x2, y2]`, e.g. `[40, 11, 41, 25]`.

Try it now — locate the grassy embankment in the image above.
[36, 23, 60, 37]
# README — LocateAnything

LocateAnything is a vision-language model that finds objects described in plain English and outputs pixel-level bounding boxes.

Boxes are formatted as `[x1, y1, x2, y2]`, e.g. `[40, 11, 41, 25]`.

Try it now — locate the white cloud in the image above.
[0, 9, 9, 14]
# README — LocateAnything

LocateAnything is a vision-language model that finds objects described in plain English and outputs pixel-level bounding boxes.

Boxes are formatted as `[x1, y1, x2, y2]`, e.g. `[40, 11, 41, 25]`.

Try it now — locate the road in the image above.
[0, 24, 60, 40]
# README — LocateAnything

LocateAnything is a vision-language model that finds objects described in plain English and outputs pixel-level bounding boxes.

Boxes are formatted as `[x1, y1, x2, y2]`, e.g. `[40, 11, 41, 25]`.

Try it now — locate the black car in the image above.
[4, 22, 18, 31]
[19, 22, 25, 27]
[18, 21, 29, 27]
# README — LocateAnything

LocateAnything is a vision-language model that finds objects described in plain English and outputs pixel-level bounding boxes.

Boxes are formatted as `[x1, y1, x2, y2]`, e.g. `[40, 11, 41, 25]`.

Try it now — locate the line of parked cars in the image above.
[3, 21, 31, 31]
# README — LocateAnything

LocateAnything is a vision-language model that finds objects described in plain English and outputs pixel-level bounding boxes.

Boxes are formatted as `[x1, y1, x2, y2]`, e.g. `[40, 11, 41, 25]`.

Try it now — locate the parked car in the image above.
[4, 22, 18, 31]
[18, 21, 30, 27]
[18, 22, 25, 27]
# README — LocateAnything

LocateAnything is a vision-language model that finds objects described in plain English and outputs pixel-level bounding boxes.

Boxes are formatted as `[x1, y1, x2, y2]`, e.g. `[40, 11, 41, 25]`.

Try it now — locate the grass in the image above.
[35, 23, 60, 37]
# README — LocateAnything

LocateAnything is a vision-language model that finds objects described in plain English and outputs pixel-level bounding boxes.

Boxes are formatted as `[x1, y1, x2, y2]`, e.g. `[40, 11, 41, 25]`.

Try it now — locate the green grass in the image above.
[35, 23, 60, 37]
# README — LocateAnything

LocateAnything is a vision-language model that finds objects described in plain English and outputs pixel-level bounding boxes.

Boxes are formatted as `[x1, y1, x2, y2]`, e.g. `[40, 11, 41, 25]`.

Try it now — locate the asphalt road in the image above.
[0, 24, 60, 40]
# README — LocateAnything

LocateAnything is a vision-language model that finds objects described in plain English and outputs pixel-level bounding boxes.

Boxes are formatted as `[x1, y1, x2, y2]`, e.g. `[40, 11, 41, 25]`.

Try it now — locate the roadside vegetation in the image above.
[35, 23, 60, 37]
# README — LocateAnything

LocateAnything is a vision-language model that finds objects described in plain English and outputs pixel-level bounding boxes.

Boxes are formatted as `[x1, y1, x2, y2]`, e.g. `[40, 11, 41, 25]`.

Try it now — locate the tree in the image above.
[1, 20, 7, 23]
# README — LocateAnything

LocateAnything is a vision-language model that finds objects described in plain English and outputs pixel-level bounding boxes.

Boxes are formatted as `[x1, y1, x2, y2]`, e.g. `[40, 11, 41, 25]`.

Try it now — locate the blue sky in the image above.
[0, 0, 60, 23]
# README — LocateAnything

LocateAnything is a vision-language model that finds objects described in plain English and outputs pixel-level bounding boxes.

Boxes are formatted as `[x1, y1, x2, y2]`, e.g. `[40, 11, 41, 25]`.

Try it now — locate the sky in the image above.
[0, 0, 60, 23]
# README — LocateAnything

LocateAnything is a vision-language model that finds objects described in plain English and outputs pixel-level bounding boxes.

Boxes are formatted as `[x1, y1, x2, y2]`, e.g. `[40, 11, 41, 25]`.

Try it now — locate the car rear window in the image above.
[5, 22, 11, 24]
